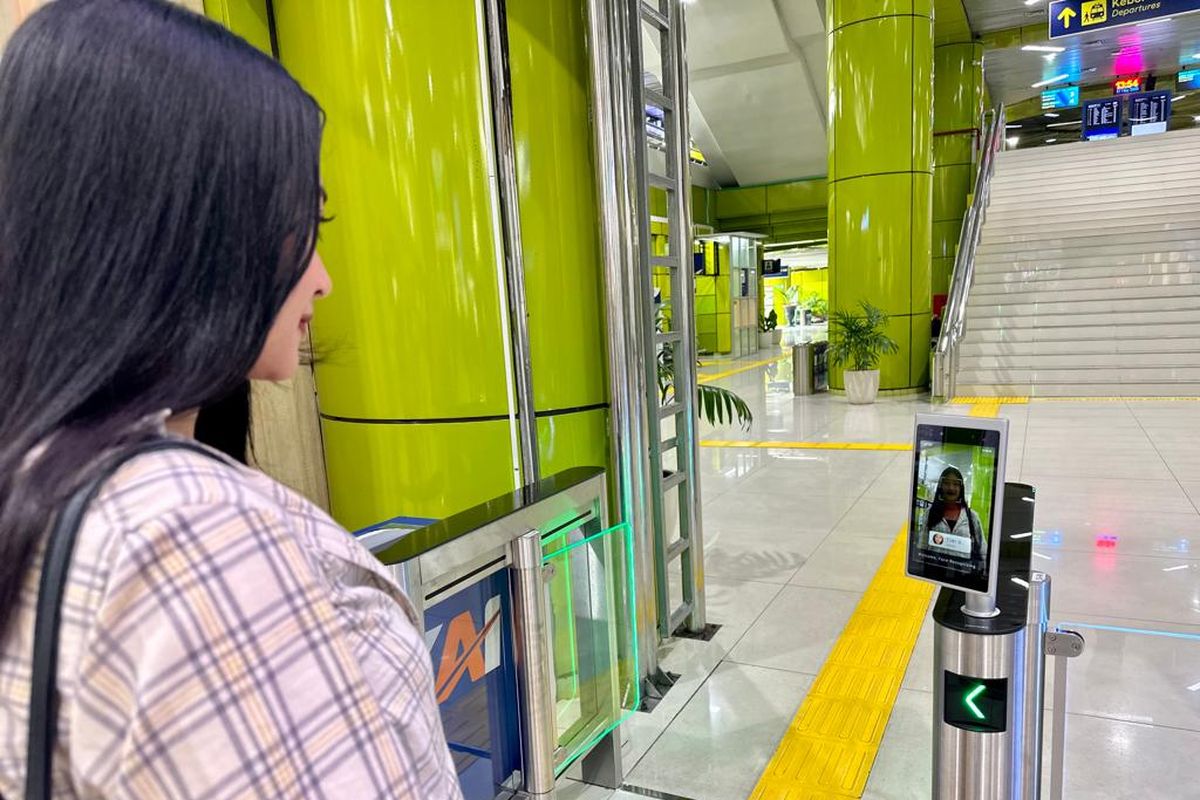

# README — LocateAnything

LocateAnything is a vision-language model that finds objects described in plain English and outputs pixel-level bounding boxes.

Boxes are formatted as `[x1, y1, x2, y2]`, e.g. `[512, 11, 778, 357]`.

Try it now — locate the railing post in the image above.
[510, 530, 558, 797]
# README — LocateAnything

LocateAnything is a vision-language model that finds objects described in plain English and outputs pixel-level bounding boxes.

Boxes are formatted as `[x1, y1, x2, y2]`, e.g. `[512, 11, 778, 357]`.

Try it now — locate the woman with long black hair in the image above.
[0, 1, 460, 797]
[924, 466, 986, 566]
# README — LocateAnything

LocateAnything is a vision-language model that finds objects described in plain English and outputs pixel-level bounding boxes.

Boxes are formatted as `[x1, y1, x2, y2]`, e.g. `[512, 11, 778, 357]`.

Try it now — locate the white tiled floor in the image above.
[573, 354, 1200, 799]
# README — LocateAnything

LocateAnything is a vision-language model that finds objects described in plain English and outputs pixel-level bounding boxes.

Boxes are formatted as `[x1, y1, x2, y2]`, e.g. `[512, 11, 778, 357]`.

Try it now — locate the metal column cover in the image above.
[934, 623, 1025, 799]
[510, 531, 558, 797]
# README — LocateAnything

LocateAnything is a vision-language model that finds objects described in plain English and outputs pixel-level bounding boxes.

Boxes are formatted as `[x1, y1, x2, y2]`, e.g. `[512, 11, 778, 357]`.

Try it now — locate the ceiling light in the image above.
[1047, 120, 1083, 127]
[1023, 0, 1042, 5]
[1046, 138, 1058, 143]
[1137, 17, 1172, 25]
[1006, 123, 1023, 129]
[1174, 94, 1187, 101]
[1007, 136, 1020, 147]
[1192, 53, 1200, 60]
[1022, 45, 1065, 53]
[1194, 115, 1200, 122]
[1045, 112, 1060, 117]
[1032, 73, 1070, 87]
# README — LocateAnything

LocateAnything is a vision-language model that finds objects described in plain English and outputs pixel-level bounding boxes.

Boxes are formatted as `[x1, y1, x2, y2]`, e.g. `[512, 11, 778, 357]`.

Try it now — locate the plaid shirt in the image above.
[0, 442, 462, 799]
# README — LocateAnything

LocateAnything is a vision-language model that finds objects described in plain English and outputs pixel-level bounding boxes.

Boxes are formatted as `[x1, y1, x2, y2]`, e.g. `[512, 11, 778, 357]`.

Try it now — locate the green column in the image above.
[508, 0, 610, 477]
[933, 42, 984, 302]
[827, 0, 934, 391]
[208, 1, 610, 531]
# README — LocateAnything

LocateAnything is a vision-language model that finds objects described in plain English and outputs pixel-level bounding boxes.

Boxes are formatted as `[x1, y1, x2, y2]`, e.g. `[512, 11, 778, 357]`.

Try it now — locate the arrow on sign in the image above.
[965, 684, 987, 720]
[1057, 6, 1077, 28]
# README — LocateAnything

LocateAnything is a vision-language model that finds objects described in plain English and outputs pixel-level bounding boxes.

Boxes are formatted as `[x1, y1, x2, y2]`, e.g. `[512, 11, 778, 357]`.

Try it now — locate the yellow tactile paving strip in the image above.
[697, 354, 790, 384]
[750, 399, 1003, 798]
[750, 529, 932, 799]
[701, 440, 910, 452]
[949, 396, 1029, 405]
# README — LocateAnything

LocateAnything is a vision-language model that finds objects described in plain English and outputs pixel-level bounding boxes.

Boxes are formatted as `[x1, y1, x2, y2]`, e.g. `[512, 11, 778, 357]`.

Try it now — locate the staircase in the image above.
[955, 128, 1200, 397]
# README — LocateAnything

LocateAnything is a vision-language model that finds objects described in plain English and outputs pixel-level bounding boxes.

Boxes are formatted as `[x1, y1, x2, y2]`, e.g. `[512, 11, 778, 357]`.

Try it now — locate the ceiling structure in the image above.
[678, 0, 1200, 188]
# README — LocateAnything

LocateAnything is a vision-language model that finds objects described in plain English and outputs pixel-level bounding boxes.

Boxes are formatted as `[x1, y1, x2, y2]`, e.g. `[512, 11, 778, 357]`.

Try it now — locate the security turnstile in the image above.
[931, 482, 1083, 800]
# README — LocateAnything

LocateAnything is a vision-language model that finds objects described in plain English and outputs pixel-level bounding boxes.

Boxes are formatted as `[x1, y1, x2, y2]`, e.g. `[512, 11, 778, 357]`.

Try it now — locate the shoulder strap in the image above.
[25, 439, 222, 800]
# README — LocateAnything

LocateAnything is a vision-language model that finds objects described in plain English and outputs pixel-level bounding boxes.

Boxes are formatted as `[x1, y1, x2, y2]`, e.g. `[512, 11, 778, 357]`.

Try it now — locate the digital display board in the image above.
[1113, 76, 1143, 95]
[1083, 97, 1121, 140]
[907, 415, 1008, 597]
[1129, 90, 1172, 124]
[1041, 86, 1080, 109]
[944, 672, 1008, 734]
[1178, 69, 1199, 87]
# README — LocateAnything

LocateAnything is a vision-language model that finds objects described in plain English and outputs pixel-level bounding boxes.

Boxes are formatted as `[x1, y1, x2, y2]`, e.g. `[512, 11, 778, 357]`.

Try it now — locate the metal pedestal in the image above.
[933, 483, 1047, 800]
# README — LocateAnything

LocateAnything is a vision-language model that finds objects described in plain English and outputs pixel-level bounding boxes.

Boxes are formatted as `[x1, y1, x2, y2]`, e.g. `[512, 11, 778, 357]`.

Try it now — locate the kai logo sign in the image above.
[426, 595, 503, 704]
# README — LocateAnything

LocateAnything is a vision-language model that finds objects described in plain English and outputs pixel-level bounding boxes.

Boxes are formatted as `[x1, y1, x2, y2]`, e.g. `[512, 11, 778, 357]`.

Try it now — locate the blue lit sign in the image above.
[1180, 69, 1200, 87]
[1050, 0, 1200, 39]
[1083, 97, 1121, 140]
[1042, 86, 1081, 109]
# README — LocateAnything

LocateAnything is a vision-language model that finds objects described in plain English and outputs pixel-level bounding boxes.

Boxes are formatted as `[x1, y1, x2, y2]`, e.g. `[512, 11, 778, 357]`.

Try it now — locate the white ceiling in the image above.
[673, 0, 828, 187]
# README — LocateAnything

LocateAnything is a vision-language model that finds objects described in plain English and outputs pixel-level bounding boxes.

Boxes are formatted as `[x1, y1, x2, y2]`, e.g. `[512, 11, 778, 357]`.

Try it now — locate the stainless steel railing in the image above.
[932, 105, 1007, 401]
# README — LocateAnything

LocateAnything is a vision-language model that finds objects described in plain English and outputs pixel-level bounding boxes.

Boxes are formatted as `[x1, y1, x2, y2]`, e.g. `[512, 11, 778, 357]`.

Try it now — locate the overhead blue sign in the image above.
[1180, 69, 1200, 86]
[1041, 86, 1081, 109]
[1049, 0, 1200, 39]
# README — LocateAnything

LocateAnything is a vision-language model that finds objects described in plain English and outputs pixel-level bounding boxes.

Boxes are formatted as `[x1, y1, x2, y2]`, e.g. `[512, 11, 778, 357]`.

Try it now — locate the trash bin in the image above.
[793, 343, 814, 395]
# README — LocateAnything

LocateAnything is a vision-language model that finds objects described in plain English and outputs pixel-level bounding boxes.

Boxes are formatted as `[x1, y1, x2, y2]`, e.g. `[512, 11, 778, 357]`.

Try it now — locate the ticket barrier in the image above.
[358, 467, 637, 799]
[911, 416, 1085, 799]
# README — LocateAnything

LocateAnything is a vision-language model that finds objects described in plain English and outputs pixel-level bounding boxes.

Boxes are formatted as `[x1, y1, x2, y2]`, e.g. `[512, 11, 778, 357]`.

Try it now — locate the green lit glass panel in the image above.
[541, 522, 638, 775]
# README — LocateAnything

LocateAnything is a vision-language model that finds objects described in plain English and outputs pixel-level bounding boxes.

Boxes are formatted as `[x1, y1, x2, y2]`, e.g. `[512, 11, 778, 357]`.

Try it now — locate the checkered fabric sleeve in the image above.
[0, 445, 463, 800]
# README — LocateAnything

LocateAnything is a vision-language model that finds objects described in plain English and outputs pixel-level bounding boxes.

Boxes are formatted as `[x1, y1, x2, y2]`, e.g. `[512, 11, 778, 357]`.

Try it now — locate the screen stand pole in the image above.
[962, 591, 1000, 619]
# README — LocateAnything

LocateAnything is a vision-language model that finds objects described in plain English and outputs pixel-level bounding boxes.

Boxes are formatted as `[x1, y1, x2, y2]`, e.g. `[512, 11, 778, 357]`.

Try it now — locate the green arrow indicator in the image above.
[964, 684, 987, 720]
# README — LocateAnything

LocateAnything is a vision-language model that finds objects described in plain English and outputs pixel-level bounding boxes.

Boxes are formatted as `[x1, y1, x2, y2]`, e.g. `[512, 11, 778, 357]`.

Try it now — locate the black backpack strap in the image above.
[25, 439, 223, 800]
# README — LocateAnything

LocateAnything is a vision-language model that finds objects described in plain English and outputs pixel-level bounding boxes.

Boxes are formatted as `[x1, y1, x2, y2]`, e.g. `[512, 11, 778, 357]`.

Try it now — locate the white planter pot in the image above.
[771, 329, 782, 345]
[759, 331, 775, 350]
[844, 369, 881, 405]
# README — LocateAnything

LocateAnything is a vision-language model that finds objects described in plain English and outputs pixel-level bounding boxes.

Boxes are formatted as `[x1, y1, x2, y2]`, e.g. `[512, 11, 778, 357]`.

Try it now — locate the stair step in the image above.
[988, 184, 1199, 212]
[983, 207, 1200, 235]
[973, 271, 1200, 295]
[964, 321, 1200, 344]
[970, 281, 1200, 305]
[967, 308, 1200, 329]
[956, 366, 1200, 385]
[970, 293, 1200, 317]
[976, 237, 1200, 262]
[985, 196, 1199, 222]
[960, 351, 1200, 370]
[990, 171, 1200, 201]
[960, 337, 1200, 357]
[974, 253, 1200, 278]
[955, 382, 1200, 398]
[980, 219, 1200, 247]
[996, 128, 1200, 165]
[992, 152, 1200, 184]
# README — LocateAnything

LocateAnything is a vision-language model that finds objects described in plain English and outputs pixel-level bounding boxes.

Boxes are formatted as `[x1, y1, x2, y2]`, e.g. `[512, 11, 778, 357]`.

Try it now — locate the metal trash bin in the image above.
[793, 343, 814, 395]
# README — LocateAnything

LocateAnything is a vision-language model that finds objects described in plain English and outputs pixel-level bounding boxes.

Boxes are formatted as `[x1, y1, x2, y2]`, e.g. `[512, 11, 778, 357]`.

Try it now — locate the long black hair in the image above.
[0, 0, 323, 637]
[926, 466, 983, 560]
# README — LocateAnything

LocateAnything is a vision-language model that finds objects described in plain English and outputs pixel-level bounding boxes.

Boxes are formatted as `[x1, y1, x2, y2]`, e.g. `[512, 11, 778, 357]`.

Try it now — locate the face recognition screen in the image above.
[908, 421, 1002, 594]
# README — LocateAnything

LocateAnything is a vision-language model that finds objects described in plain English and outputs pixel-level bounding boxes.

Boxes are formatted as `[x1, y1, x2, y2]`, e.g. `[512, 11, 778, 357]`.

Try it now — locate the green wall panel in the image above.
[933, 134, 973, 167]
[933, 163, 972, 221]
[322, 418, 517, 530]
[832, 0, 931, 29]
[766, 180, 827, 211]
[203, 0, 272, 54]
[538, 409, 608, 475]
[830, 174, 917, 317]
[508, 0, 608, 413]
[715, 186, 768, 219]
[274, 2, 511, 422]
[910, 171, 932, 316]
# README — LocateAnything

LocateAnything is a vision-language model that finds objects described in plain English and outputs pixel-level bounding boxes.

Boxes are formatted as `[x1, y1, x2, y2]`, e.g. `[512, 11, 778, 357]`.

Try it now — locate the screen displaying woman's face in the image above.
[940, 473, 963, 503]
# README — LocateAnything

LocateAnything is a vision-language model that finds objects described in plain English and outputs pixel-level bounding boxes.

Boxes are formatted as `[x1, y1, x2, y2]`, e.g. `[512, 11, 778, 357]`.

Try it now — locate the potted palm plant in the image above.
[758, 309, 779, 349]
[827, 301, 899, 405]
[657, 308, 752, 428]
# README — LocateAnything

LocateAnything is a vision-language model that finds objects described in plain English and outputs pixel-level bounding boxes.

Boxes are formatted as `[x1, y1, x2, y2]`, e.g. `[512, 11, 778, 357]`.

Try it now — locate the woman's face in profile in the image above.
[940, 473, 963, 503]
[249, 246, 332, 381]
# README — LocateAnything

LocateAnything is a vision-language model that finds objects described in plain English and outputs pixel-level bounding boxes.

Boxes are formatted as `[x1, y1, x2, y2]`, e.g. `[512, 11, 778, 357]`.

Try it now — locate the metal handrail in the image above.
[933, 105, 1006, 400]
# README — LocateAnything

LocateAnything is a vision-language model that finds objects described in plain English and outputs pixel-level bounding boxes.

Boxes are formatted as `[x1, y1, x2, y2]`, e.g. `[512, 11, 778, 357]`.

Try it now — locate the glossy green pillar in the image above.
[508, 0, 609, 477]
[210, 2, 610, 531]
[933, 42, 983, 300]
[827, 0, 934, 391]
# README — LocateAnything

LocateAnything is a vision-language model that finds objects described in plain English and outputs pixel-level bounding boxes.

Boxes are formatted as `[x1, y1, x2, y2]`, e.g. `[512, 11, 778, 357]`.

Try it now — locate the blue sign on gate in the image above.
[1049, 0, 1200, 39]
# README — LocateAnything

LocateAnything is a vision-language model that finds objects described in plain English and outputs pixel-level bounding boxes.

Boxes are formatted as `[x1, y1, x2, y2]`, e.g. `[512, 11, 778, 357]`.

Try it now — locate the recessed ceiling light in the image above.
[1006, 124, 1023, 129]
[1174, 94, 1187, 101]
[1194, 115, 1200, 122]
[1022, 45, 1066, 53]
[1192, 53, 1200, 60]
[1046, 138, 1058, 143]
[1007, 136, 1020, 146]
[1044, 112, 1060, 118]
[1023, 0, 1042, 5]
[1137, 17, 1172, 25]
[1032, 73, 1070, 87]
[1047, 120, 1083, 127]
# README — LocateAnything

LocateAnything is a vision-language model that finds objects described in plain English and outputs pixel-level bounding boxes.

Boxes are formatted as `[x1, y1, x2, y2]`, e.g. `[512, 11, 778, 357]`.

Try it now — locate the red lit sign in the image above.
[1114, 77, 1143, 95]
